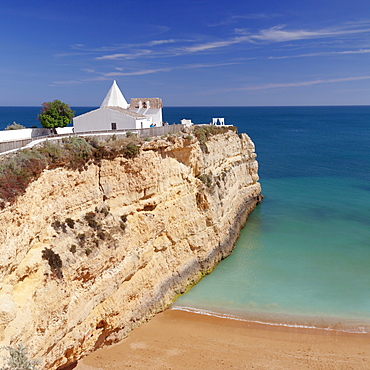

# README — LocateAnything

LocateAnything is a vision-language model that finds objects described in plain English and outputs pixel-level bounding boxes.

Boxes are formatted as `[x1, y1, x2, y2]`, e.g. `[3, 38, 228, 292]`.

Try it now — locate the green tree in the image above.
[38, 100, 74, 134]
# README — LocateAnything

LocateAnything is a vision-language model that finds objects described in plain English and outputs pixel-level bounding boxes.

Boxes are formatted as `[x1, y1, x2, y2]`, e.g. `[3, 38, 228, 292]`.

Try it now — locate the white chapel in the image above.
[73, 81, 163, 133]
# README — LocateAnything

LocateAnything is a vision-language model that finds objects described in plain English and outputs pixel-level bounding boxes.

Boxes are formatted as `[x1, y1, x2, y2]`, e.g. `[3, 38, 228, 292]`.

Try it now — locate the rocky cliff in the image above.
[0, 129, 261, 369]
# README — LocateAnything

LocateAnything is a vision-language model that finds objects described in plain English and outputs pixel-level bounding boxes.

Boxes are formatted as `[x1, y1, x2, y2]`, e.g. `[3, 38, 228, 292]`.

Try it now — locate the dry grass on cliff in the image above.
[0, 135, 141, 208]
[192, 125, 238, 152]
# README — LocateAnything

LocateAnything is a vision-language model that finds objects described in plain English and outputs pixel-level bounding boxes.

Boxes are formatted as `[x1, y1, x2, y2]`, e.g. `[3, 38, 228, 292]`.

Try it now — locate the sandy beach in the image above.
[75, 309, 370, 369]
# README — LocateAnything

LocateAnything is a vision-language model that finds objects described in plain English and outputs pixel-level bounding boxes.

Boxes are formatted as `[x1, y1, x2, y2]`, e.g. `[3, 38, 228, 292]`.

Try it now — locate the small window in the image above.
[111, 122, 117, 130]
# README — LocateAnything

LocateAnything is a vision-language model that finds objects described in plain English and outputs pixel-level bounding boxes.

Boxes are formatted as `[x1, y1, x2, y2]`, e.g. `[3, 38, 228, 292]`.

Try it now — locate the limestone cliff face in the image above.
[0, 131, 261, 369]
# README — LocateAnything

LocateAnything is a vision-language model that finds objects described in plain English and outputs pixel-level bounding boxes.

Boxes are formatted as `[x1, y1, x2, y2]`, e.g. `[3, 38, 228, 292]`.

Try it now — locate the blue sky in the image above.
[1, 0, 370, 106]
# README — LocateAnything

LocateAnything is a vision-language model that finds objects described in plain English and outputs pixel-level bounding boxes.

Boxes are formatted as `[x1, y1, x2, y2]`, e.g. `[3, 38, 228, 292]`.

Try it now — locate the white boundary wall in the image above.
[0, 128, 49, 142]
[0, 127, 73, 142]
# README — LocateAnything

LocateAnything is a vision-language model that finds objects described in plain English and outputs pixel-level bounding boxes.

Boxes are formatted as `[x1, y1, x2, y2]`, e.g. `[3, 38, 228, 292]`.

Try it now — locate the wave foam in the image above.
[171, 306, 370, 334]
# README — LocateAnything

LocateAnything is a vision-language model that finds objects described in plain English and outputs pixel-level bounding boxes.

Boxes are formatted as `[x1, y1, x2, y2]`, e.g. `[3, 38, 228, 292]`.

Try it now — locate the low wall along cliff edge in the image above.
[0, 125, 185, 156]
[0, 127, 262, 369]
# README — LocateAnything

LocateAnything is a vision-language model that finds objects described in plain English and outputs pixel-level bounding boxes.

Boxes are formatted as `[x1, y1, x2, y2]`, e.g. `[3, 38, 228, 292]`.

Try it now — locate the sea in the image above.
[1, 106, 370, 333]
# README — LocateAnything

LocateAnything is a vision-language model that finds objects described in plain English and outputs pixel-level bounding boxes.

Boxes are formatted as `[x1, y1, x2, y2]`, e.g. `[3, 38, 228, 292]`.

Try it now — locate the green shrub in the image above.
[1, 343, 41, 370]
[38, 141, 65, 166]
[51, 220, 66, 233]
[0, 149, 48, 204]
[120, 221, 126, 231]
[84, 212, 96, 221]
[70, 245, 77, 253]
[42, 248, 63, 278]
[88, 219, 98, 229]
[84, 211, 102, 229]
[197, 173, 213, 188]
[93, 144, 119, 163]
[5, 122, 27, 130]
[65, 218, 75, 229]
[51, 220, 62, 230]
[85, 248, 92, 256]
[77, 233, 86, 246]
[62, 136, 94, 170]
[99, 206, 110, 217]
[122, 143, 139, 158]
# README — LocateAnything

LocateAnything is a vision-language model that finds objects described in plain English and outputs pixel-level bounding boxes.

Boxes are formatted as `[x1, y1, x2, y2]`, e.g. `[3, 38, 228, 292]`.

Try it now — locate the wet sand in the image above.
[76, 309, 370, 369]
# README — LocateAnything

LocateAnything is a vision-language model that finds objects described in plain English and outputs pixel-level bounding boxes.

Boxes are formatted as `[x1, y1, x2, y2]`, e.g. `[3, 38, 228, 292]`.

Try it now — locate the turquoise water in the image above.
[174, 177, 370, 332]
[169, 106, 370, 333]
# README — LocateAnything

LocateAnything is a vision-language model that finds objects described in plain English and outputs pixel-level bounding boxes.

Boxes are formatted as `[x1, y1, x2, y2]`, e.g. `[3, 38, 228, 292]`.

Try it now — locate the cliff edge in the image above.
[0, 129, 261, 369]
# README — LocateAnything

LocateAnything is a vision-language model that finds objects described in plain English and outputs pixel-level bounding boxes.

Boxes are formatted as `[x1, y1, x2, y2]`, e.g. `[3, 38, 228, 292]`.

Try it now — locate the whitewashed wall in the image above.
[131, 107, 162, 126]
[0, 128, 50, 142]
[73, 107, 152, 132]
[143, 108, 162, 126]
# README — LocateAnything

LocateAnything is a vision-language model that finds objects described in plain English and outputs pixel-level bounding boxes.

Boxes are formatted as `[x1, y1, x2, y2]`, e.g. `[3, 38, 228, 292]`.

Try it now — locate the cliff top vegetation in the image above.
[0, 134, 141, 209]
[192, 124, 237, 153]
[0, 125, 237, 209]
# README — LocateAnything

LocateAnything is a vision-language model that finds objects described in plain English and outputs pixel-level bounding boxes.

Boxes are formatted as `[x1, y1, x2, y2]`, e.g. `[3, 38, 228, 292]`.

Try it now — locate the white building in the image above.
[129, 98, 163, 126]
[73, 81, 163, 133]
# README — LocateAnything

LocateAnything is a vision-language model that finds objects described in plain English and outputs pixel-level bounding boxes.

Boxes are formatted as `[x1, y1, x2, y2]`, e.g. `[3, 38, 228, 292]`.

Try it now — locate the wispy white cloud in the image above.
[249, 24, 370, 42]
[209, 13, 277, 27]
[81, 68, 96, 73]
[50, 80, 83, 86]
[51, 61, 241, 85]
[228, 76, 370, 91]
[101, 67, 173, 77]
[268, 48, 370, 59]
[99, 61, 241, 77]
[56, 39, 193, 59]
[180, 37, 248, 53]
[179, 23, 370, 55]
[71, 44, 85, 49]
[147, 39, 182, 46]
[96, 49, 152, 60]
[55, 22, 370, 62]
